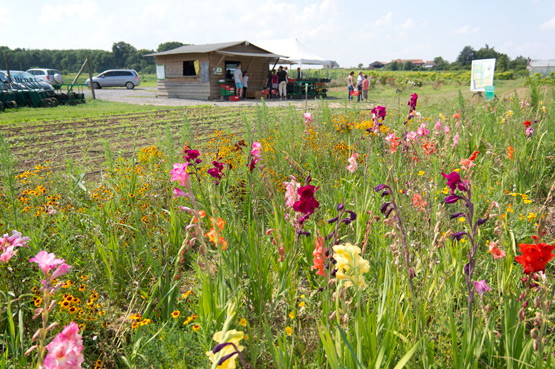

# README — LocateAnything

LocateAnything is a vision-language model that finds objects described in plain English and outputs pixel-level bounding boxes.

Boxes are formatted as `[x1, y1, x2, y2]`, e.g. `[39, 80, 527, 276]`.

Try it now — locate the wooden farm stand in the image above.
[147, 41, 284, 100]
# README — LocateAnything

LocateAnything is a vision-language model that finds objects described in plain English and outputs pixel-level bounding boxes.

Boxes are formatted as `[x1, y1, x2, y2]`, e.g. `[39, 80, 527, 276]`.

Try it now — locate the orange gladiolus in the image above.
[507, 146, 515, 160]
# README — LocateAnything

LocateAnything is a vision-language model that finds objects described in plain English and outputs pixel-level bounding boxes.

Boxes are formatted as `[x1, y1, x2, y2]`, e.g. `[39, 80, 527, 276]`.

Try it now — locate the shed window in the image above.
[183, 61, 199, 76]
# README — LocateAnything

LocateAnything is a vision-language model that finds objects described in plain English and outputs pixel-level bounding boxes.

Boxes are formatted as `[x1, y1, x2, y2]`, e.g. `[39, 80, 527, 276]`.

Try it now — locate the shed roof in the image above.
[146, 41, 281, 57]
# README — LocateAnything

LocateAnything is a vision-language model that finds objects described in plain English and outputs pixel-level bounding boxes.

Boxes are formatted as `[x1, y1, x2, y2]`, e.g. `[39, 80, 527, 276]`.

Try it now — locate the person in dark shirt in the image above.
[277, 66, 287, 100]
[297, 67, 302, 80]
[265, 69, 273, 99]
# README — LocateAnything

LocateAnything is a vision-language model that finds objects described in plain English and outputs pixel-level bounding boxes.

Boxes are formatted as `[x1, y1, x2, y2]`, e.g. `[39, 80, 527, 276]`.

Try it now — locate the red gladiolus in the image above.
[523, 120, 532, 128]
[515, 243, 555, 274]
[293, 184, 320, 215]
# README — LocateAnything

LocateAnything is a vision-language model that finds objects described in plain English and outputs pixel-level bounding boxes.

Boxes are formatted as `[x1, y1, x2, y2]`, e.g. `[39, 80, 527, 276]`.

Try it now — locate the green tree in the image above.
[433, 56, 448, 70]
[389, 61, 399, 71]
[112, 41, 137, 68]
[404, 61, 414, 71]
[157, 42, 186, 53]
[497, 54, 509, 72]
[456, 46, 475, 66]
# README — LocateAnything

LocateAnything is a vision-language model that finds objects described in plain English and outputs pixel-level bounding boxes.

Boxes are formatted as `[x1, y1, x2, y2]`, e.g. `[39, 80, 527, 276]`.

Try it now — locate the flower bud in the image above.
[534, 296, 541, 308]
[522, 300, 529, 309]
[530, 328, 539, 339]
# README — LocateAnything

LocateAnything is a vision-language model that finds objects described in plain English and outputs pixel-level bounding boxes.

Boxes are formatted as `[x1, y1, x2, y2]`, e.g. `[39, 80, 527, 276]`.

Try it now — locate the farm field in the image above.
[1, 79, 555, 369]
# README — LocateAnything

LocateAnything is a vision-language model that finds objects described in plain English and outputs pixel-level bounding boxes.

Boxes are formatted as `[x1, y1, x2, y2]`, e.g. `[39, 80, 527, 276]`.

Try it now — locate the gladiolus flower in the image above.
[525, 127, 534, 137]
[507, 146, 515, 160]
[453, 113, 461, 120]
[408, 93, 418, 112]
[472, 280, 491, 297]
[434, 120, 442, 132]
[385, 133, 400, 153]
[442, 171, 465, 194]
[515, 243, 555, 274]
[0, 230, 30, 249]
[284, 177, 301, 208]
[416, 123, 430, 137]
[444, 125, 451, 134]
[173, 187, 188, 199]
[303, 112, 312, 123]
[332, 243, 369, 288]
[406, 131, 418, 142]
[488, 241, 506, 259]
[523, 120, 532, 128]
[412, 193, 426, 212]
[43, 322, 84, 369]
[293, 183, 319, 215]
[170, 163, 190, 186]
[206, 329, 244, 369]
[346, 153, 359, 174]
[30, 251, 65, 276]
[452, 132, 460, 147]
[312, 235, 326, 277]
[371, 106, 387, 120]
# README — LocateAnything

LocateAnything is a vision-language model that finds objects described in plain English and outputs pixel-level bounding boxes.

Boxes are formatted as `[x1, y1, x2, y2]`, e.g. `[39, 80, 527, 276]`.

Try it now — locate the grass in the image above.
[0, 100, 178, 124]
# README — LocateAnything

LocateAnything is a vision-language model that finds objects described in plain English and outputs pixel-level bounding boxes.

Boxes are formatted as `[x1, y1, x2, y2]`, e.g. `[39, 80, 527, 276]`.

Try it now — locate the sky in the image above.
[1, 0, 555, 67]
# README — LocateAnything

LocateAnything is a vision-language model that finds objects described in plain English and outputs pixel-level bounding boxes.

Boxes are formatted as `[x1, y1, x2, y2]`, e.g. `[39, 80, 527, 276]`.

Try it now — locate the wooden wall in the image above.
[155, 48, 271, 100]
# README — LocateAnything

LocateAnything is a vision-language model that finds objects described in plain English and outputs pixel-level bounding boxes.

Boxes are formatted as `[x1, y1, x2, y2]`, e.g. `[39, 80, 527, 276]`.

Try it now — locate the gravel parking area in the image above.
[83, 86, 342, 107]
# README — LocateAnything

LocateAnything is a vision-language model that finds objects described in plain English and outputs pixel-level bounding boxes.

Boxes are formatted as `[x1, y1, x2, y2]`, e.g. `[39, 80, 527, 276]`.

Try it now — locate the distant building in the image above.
[390, 59, 425, 67]
[529, 59, 555, 77]
[368, 61, 387, 69]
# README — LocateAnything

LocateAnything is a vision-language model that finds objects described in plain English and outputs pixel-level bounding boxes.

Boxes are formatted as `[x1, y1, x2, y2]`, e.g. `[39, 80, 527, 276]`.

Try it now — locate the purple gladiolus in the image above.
[452, 231, 466, 241]
[408, 93, 418, 112]
[371, 106, 387, 120]
[472, 280, 491, 297]
[442, 172, 464, 194]
[445, 194, 462, 204]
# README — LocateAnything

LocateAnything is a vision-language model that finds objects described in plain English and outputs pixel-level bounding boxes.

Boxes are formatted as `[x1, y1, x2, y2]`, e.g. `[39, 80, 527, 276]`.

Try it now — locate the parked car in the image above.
[85, 69, 140, 89]
[26, 68, 64, 85]
[0, 71, 55, 93]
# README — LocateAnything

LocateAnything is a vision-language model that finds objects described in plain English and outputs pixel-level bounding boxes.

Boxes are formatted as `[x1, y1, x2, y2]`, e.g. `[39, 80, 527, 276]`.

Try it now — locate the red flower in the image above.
[469, 150, 479, 161]
[515, 243, 555, 274]
[293, 184, 320, 215]
[523, 120, 532, 128]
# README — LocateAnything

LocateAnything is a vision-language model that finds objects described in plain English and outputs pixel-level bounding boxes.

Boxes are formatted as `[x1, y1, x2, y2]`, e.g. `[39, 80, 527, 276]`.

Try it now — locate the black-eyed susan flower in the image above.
[171, 310, 180, 319]
[192, 324, 200, 331]
[239, 318, 247, 326]
[79, 284, 86, 292]
[286, 326, 293, 336]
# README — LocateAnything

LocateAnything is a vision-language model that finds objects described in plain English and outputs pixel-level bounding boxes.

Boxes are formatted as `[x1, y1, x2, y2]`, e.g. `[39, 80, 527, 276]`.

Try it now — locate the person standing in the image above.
[272, 70, 278, 97]
[243, 71, 249, 98]
[277, 66, 288, 100]
[233, 63, 244, 98]
[265, 69, 273, 99]
[347, 71, 355, 101]
[296, 67, 302, 80]
[362, 74, 369, 103]
[356, 71, 363, 102]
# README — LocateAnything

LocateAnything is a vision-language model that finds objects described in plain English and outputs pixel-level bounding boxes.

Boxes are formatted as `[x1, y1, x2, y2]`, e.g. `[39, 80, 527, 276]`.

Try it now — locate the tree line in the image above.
[0, 41, 186, 75]
[379, 45, 528, 72]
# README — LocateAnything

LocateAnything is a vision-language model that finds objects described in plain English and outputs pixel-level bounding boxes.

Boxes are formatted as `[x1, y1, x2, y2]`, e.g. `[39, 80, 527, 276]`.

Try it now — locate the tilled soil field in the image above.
[1, 106, 269, 178]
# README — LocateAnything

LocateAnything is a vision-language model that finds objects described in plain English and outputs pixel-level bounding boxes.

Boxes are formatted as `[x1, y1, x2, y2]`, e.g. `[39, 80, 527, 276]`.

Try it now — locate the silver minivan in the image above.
[85, 69, 140, 89]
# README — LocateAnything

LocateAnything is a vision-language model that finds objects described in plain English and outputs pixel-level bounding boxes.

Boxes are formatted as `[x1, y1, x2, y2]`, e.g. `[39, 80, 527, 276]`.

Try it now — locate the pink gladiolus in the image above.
[346, 153, 359, 174]
[251, 142, 262, 161]
[472, 280, 491, 298]
[303, 112, 312, 123]
[525, 126, 534, 137]
[452, 132, 460, 147]
[0, 247, 16, 263]
[170, 163, 190, 186]
[283, 177, 301, 208]
[43, 322, 84, 369]
[434, 120, 442, 132]
[444, 125, 451, 134]
[173, 187, 188, 199]
[488, 241, 506, 259]
[30, 251, 65, 276]
[0, 230, 30, 249]
[417, 123, 430, 137]
[406, 131, 418, 142]
[50, 263, 72, 280]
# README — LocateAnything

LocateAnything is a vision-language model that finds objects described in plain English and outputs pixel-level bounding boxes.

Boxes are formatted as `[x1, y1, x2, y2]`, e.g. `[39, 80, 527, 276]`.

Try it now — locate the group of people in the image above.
[347, 71, 370, 102]
[264, 66, 303, 100]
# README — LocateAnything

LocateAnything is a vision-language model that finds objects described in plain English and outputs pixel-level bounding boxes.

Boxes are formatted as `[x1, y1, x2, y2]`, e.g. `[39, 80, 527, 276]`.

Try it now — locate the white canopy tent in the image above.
[255, 38, 339, 69]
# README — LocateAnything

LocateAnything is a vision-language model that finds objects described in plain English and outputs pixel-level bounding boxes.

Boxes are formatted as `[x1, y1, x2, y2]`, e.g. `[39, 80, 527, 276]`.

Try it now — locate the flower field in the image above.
[1, 87, 555, 368]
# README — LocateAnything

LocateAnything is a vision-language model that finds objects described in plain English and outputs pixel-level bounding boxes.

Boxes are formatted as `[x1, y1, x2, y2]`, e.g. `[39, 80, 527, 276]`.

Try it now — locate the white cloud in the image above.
[396, 18, 414, 31]
[540, 16, 555, 30]
[451, 25, 479, 34]
[38, 0, 100, 24]
[376, 12, 392, 27]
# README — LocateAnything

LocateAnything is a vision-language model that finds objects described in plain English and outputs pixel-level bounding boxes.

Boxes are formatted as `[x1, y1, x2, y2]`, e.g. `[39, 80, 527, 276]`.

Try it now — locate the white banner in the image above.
[470, 59, 496, 91]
